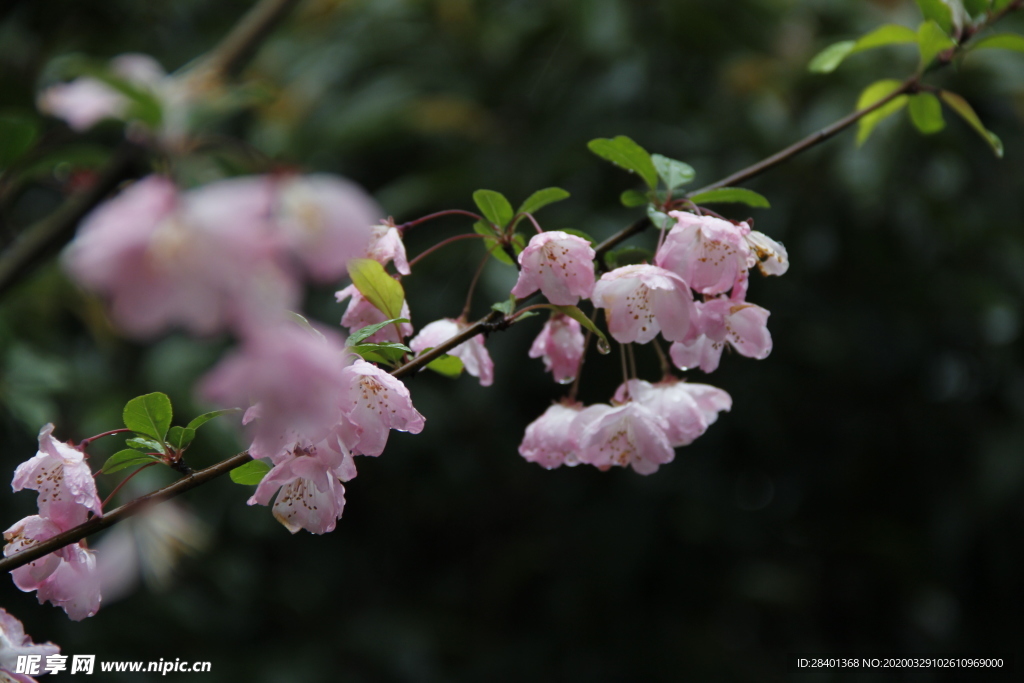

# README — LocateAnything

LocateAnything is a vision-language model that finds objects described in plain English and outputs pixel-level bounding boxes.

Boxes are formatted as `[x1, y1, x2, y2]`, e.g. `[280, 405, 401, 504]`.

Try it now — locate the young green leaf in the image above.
[961, 0, 988, 15]
[857, 24, 921, 50]
[186, 408, 242, 431]
[230, 459, 271, 485]
[351, 342, 410, 365]
[915, 0, 955, 35]
[587, 136, 659, 189]
[0, 112, 39, 168]
[651, 154, 696, 190]
[970, 33, 1024, 54]
[620, 189, 648, 207]
[123, 392, 173, 441]
[166, 426, 196, 452]
[687, 187, 771, 208]
[517, 187, 570, 216]
[347, 318, 411, 346]
[287, 311, 327, 342]
[426, 354, 464, 378]
[348, 258, 406, 320]
[126, 436, 165, 453]
[992, 0, 1015, 10]
[855, 79, 910, 146]
[491, 297, 516, 315]
[646, 205, 674, 230]
[939, 90, 1004, 157]
[808, 41, 856, 73]
[908, 92, 945, 134]
[102, 449, 161, 475]
[472, 189, 514, 228]
[550, 305, 611, 355]
[918, 20, 957, 69]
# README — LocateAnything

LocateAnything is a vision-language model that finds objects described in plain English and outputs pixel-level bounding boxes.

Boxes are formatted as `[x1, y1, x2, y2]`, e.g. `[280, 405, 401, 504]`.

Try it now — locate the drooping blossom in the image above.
[0, 608, 60, 681]
[518, 402, 584, 469]
[366, 224, 410, 275]
[613, 378, 731, 447]
[670, 297, 772, 373]
[529, 313, 585, 384]
[573, 402, 675, 475]
[591, 264, 695, 344]
[656, 211, 752, 295]
[510, 231, 596, 305]
[248, 438, 357, 535]
[745, 230, 789, 276]
[201, 324, 350, 461]
[3, 517, 101, 621]
[275, 175, 380, 282]
[337, 359, 425, 457]
[12, 424, 102, 529]
[335, 285, 413, 343]
[410, 319, 494, 387]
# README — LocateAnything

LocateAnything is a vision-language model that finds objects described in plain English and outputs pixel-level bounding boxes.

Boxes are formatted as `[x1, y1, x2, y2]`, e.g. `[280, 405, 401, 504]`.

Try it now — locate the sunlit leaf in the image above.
[186, 408, 242, 431]
[123, 392, 172, 441]
[908, 92, 945, 134]
[426, 354, 464, 378]
[915, 0, 954, 35]
[855, 79, 909, 146]
[918, 20, 957, 69]
[230, 459, 271, 485]
[971, 33, 1024, 54]
[348, 258, 406, 320]
[809, 41, 856, 73]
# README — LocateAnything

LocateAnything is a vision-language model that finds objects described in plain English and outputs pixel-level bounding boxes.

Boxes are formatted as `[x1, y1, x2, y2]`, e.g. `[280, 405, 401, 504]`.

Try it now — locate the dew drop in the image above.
[596, 337, 611, 355]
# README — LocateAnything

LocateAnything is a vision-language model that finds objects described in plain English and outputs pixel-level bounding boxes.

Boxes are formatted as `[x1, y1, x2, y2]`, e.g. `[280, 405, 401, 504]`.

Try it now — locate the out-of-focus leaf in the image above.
[426, 354, 464, 378]
[16, 144, 109, 181]
[688, 187, 771, 208]
[348, 258, 406, 319]
[855, 79, 910, 146]
[971, 33, 1024, 54]
[809, 25, 918, 74]
[351, 342, 410, 365]
[587, 136, 658, 189]
[230, 459, 271, 485]
[517, 187, 570, 216]
[809, 41, 856, 73]
[908, 93, 945, 134]
[123, 392, 172, 441]
[604, 246, 653, 270]
[651, 154, 696, 190]
[102, 449, 161, 475]
[347, 318, 411, 346]
[287, 311, 327, 342]
[0, 112, 39, 168]
[186, 408, 242, 431]
[918, 21, 957, 68]
[961, 0, 989, 14]
[620, 189, 648, 207]
[646, 205, 674, 230]
[915, 0, 954, 35]
[473, 189, 514, 228]
[939, 90, 1004, 157]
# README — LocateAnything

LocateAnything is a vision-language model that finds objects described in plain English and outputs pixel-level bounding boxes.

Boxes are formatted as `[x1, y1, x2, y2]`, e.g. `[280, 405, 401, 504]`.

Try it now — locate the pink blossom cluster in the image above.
[3, 425, 104, 620]
[0, 608, 59, 682]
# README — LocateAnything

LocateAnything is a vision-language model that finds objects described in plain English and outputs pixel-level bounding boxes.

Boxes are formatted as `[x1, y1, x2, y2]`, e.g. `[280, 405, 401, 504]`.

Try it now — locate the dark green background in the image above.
[1, 0, 1022, 680]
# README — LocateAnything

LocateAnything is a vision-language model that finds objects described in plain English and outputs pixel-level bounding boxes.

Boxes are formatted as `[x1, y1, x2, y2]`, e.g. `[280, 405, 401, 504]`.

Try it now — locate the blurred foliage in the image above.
[2, 0, 1024, 680]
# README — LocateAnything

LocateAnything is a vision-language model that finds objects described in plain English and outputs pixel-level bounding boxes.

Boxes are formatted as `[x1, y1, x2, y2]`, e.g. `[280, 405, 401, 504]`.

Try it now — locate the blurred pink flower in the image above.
[0, 608, 60, 681]
[366, 224, 410, 275]
[510, 231, 596, 305]
[591, 264, 695, 344]
[529, 313, 585, 384]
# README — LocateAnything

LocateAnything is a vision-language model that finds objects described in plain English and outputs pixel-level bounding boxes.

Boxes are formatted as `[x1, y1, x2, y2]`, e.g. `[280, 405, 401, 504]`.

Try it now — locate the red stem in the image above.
[78, 428, 133, 450]
[101, 462, 159, 509]
[398, 209, 485, 232]
[407, 233, 488, 269]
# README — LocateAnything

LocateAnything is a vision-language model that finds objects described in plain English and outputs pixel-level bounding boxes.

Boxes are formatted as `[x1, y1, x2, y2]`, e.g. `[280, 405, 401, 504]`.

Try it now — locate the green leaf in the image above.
[0, 112, 39, 168]
[348, 258, 406, 320]
[126, 436, 165, 453]
[102, 449, 160, 475]
[123, 392, 173, 441]
[88, 72, 163, 128]
[962, 0, 989, 15]
[604, 246, 654, 270]
[347, 318, 411, 346]
[993, 0, 1014, 10]
[473, 221, 517, 265]
[619, 189, 648, 207]
[971, 33, 1024, 54]
[472, 189, 514, 228]
[650, 154, 696, 190]
[550, 305, 611, 355]
[166, 426, 196, 451]
[230, 459, 271, 485]
[857, 24, 921, 50]
[186, 408, 242, 431]
[916, 0, 954, 35]
[560, 228, 597, 245]
[908, 92, 946, 134]
[918, 20, 957, 68]
[688, 187, 772, 208]
[517, 187, 570, 215]
[646, 205, 674, 230]
[491, 296, 516, 315]
[939, 90, 1004, 157]
[426, 354, 464, 378]
[351, 342, 410, 365]
[286, 311, 327, 342]
[587, 136, 659, 189]
[855, 79, 910, 146]
[809, 41, 856, 73]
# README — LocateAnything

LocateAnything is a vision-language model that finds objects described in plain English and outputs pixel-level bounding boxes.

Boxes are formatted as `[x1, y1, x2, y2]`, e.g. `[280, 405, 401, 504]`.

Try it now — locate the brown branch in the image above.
[199, 0, 304, 80]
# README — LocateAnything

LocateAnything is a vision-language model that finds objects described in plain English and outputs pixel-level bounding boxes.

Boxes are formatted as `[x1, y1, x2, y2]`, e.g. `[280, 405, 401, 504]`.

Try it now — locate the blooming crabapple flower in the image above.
[745, 230, 789, 276]
[656, 211, 752, 295]
[573, 402, 675, 475]
[518, 402, 584, 469]
[670, 297, 772, 373]
[201, 324, 350, 461]
[510, 231, 596, 305]
[12, 424, 102, 529]
[410, 319, 494, 387]
[276, 175, 380, 282]
[0, 608, 60, 681]
[3, 517, 101, 621]
[591, 264, 695, 344]
[367, 224, 410, 275]
[337, 359, 425, 457]
[64, 175, 299, 338]
[613, 378, 731, 447]
[335, 285, 413, 343]
[529, 313, 585, 384]
[248, 439, 356, 534]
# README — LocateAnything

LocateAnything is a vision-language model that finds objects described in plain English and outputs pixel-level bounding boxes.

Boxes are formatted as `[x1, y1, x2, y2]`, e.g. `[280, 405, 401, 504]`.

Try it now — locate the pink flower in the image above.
[367, 224, 410, 275]
[670, 298, 772, 373]
[3, 517, 101, 621]
[745, 230, 789, 276]
[201, 324, 350, 461]
[410, 319, 494, 386]
[529, 313, 585, 384]
[12, 424, 102, 529]
[510, 231, 596, 305]
[656, 211, 752, 295]
[335, 285, 413, 343]
[248, 439, 356, 534]
[337, 359, 425, 457]
[0, 608, 60, 681]
[591, 264, 695, 344]
[613, 378, 731, 447]
[275, 175, 380, 282]
[574, 402, 675, 475]
[518, 402, 584, 469]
